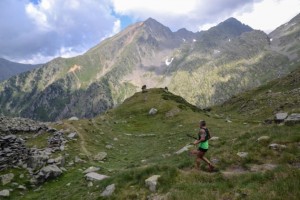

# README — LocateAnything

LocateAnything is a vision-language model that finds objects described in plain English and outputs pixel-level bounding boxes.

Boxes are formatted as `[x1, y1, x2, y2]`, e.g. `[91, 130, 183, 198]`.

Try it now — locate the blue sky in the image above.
[0, 0, 299, 64]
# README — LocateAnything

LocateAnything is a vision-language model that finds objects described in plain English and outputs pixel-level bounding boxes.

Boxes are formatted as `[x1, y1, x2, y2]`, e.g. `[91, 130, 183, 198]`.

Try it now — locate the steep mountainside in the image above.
[0, 15, 300, 121]
[0, 58, 40, 82]
[214, 65, 300, 120]
[269, 13, 300, 60]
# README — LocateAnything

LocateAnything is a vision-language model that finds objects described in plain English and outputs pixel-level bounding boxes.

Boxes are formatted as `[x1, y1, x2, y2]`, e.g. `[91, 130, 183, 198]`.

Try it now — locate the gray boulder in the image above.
[94, 152, 107, 161]
[32, 164, 62, 185]
[0, 189, 10, 197]
[1, 173, 14, 185]
[149, 108, 158, 115]
[275, 113, 288, 123]
[285, 113, 300, 125]
[145, 175, 161, 192]
[85, 172, 109, 181]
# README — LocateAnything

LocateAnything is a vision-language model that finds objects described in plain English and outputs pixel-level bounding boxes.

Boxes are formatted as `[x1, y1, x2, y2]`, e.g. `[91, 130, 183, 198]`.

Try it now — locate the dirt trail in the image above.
[65, 123, 91, 158]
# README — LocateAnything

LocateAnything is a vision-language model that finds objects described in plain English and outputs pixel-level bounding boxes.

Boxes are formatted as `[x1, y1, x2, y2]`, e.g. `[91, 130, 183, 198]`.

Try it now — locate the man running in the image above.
[190, 120, 214, 171]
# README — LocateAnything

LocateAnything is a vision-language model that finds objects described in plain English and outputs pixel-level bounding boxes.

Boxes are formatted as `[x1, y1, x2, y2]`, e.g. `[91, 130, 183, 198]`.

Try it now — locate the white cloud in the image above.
[0, 0, 118, 64]
[111, 0, 300, 33]
[233, 0, 300, 33]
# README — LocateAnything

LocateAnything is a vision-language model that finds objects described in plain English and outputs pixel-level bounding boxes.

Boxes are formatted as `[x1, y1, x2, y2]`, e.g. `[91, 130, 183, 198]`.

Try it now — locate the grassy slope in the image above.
[1, 87, 299, 200]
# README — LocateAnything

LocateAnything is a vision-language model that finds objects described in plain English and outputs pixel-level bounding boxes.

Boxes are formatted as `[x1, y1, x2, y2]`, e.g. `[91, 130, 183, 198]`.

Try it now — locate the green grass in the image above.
[1, 88, 300, 199]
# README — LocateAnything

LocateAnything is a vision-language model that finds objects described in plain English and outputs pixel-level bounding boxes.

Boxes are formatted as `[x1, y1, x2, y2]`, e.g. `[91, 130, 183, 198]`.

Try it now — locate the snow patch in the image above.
[182, 38, 186, 42]
[228, 39, 231, 42]
[270, 38, 273, 42]
[165, 58, 174, 66]
[193, 39, 197, 42]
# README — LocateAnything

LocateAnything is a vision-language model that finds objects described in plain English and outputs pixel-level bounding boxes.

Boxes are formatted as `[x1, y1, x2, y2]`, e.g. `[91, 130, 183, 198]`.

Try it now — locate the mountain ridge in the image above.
[0, 15, 300, 121]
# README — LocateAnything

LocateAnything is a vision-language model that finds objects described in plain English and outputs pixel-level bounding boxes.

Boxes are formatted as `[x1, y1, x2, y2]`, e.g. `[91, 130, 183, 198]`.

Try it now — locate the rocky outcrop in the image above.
[0, 117, 48, 133]
[0, 134, 30, 171]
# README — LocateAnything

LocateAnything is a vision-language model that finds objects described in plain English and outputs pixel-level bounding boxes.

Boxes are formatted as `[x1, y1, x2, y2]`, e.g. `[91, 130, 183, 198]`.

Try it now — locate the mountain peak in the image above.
[143, 17, 167, 29]
[204, 17, 253, 38]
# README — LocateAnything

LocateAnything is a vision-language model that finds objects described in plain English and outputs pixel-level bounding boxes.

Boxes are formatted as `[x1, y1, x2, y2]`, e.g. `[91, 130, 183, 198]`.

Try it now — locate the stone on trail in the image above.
[101, 184, 116, 197]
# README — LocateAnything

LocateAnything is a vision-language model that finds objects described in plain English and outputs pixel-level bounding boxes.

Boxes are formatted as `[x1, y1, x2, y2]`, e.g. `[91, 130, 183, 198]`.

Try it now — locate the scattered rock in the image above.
[275, 112, 288, 123]
[31, 164, 62, 185]
[101, 184, 115, 197]
[83, 166, 100, 174]
[94, 152, 107, 161]
[257, 136, 270, 142]
[0, 189, 10, 197]
[145, 175, 161, 192]
[149, 108, 158, 115]
[269, 143, 287, 150]
[74, 156, 85, 163]
[1, 173, 14, 185]
[237, 152, 248, 158]
[67, 132, 77, 139]
[68, 117, 79, 121]
[17, 185, 27, 190]
[87, 182, 93, 187]
[105, 145, 113, 149]
[285, 113, 300, 125]
[85, 172, 109, 181]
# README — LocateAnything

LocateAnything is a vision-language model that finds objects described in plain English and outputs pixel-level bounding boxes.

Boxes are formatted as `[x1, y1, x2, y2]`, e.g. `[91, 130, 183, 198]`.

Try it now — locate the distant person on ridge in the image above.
[190, 120, 214, 171]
